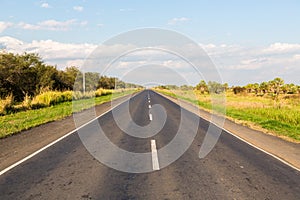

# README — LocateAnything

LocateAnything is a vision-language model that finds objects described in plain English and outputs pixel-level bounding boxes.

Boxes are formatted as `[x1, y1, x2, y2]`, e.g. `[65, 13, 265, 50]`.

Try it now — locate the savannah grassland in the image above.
[155, 89, 300, 142]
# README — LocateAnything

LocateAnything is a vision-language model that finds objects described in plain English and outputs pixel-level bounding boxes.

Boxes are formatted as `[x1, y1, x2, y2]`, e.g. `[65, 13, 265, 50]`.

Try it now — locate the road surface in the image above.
[0, 90, 300, 199]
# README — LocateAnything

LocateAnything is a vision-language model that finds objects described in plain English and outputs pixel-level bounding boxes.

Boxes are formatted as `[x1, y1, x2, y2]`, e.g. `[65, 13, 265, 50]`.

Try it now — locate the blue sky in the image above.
[1, 0, 300, 85]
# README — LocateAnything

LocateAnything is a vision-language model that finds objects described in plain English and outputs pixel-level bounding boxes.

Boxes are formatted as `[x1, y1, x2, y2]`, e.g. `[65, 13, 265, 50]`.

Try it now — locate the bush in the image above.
[0, 94, 14, 115]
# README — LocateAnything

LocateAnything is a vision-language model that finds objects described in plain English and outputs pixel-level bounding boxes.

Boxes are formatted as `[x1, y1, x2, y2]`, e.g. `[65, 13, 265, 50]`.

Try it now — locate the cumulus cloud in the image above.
[0, 21, 13, 33]
[1, 36, 300, 84]
[0, 36, 97, 68]
[200, 43, 300, 85]
[168, 17, 190, 25]
[73, 6, 83, 12]
[18, 19, 85, 31]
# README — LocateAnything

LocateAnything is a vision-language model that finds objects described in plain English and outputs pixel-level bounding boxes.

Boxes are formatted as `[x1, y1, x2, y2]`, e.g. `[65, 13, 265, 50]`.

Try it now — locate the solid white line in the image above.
[221, 125, 300, 172]
[201, 117, 300, 172]
[149, 113, 153, 121]
[0, 92, 140, 176]
[148, 105, 151, 109]
[151, 139, 160, 170]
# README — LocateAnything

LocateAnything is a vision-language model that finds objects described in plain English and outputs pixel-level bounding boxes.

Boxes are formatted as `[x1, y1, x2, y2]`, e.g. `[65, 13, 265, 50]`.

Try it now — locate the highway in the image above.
[0, 90, 300, 199]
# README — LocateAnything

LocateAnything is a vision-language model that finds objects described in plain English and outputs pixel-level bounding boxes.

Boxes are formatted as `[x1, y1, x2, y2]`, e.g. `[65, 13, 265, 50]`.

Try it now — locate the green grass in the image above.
[155, 89, 300, 142]
[0, 90, 136, 139]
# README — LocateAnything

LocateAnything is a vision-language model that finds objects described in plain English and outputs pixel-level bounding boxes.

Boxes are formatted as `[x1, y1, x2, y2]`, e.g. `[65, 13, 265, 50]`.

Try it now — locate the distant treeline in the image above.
[0, 52, 142, 102]
[158, 78, 300, 96]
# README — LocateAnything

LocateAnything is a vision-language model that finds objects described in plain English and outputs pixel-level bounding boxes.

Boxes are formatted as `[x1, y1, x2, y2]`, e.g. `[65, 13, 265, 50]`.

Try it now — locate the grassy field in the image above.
[155, 89, 300, 142]
[0, 89, 137, 139]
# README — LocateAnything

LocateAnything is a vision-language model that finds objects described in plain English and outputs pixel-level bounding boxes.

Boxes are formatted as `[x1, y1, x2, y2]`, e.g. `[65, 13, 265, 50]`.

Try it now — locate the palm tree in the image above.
[259, 82, 269, 94]
[269, 77, 284, 100]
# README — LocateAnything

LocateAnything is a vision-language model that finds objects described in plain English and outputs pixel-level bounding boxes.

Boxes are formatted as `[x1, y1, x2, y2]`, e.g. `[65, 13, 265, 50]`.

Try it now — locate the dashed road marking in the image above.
[151, 140, 160, 171]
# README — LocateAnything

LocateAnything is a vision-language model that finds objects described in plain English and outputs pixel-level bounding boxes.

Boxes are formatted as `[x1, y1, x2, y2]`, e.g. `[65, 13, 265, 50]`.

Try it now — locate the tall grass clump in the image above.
[95, 88, 113, 97]
[72, 91, 95, 100]
[0, 94, 14, 115]
[31, 91, 73, 108]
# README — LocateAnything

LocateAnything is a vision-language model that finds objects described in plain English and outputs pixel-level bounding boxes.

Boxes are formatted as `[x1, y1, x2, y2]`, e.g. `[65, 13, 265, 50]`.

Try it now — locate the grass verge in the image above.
[155, 89, 300, 142]
[0, 90, 137, 139]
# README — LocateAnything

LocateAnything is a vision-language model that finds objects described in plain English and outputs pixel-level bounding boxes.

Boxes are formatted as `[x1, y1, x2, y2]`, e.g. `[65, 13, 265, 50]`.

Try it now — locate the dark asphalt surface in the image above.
[0, 90, 300, 199]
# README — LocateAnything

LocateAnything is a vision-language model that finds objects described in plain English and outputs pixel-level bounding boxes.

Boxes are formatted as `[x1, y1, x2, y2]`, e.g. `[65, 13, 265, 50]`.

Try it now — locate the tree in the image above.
[0, 52, 42, 101]
[259, 82, 269, 94]
[98, 76, 116, 89]
[232, 86, 246, 94]
[85, 72, 100, 91]
[207, 81, 224, 94]
[223, 83, 229, 92]
[180, 85, 193, 90]
[270, 78, 284, 94]
[60, 66, 80, 90]
[195, 80, 208, 94]
[267, 77, 284, 100]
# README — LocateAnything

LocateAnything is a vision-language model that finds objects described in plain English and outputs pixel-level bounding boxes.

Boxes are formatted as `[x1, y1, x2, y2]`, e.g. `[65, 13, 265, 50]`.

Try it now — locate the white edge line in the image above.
[155, 90, 300, 172]
[0, 92, 140, 176]
[220, 124, 300, 172]
[151, 139, 160, 170]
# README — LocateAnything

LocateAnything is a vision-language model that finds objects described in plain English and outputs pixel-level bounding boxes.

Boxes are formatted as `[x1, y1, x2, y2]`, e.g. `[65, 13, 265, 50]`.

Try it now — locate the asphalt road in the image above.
[0, 90, 300, 199]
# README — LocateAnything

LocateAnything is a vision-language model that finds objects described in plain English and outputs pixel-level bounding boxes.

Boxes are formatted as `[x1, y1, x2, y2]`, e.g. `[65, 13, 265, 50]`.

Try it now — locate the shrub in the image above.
[0, 94, 14, 115]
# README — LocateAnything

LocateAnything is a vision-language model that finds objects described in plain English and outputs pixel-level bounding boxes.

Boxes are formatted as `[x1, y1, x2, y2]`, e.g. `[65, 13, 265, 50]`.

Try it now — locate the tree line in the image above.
[0, 52, 142, 102]
[159, 78, 300, 97]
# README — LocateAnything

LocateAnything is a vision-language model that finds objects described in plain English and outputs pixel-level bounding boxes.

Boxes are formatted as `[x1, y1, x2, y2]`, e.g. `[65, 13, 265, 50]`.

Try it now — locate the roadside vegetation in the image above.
[0, 52, 142, 138]
[154, 78, 300, 142]
[0, 89, 136, 138]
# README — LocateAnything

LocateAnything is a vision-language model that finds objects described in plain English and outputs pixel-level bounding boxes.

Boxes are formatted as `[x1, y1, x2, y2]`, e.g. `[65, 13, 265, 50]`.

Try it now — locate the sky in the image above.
[0, 0, 300, 86]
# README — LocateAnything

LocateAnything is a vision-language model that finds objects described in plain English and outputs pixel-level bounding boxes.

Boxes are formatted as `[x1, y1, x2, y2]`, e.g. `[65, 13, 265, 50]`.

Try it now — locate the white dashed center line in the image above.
[149, 113, 153, 121]
[151, 139, 160, 171]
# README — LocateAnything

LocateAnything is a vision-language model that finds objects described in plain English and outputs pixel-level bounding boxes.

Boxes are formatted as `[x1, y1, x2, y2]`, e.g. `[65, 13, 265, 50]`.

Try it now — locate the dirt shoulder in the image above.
[0, 94, 133, 172]
[158, 92, 300, 171]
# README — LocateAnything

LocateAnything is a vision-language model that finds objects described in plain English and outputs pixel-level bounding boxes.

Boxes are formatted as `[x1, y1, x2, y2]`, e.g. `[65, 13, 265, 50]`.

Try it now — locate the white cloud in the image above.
[18, 19, 85, 31]
[73, 6, 84, 12]
[0, 36, 97, 68]
[262, 43, 300, 54]
[200, 42, 300, 84]
[168, 17, 190, 25]
[41, 3, 50, 8]
[18, 22, 40, 30]
[0, 21, 13, 33]
[1, 36, 300, 84]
